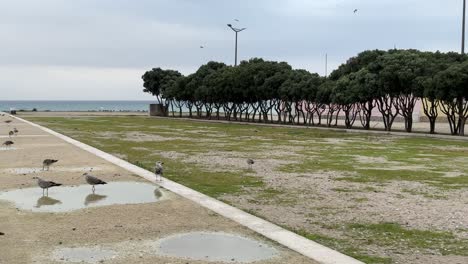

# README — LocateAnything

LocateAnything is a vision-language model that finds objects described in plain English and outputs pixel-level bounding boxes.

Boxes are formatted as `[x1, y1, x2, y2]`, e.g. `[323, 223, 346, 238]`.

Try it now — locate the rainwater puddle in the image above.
[0, 182, 164, 212]
[53, 247, 117, 263]
[0, 147, 18, 151]
[155, 232, 278, 263]
[0, 135, 49, 138]
[6, 166, 102, 174]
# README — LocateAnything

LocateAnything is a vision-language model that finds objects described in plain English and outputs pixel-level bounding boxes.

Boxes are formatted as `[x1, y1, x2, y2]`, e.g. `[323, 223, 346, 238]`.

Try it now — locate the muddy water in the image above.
[0, 182, 165, 212]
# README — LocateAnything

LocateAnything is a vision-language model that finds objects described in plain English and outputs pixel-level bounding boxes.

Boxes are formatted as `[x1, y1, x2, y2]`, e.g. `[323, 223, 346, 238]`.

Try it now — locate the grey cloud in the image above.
[0, 0, 464, 99]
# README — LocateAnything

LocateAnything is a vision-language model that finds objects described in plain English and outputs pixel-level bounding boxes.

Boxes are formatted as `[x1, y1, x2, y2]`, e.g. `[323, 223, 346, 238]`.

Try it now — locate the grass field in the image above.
[25, 115, 468, 264]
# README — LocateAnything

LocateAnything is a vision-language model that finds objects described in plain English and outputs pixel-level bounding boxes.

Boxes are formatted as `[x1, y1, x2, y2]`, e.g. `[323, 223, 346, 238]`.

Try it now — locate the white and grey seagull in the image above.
[154, 161, 164, 182]
[246, 159, 255, 169]
[2, 140, 14, 148]
[246, 158, 254, 169]
[42, 159, 58, 171]
[33, 177, 62, 196]
[83, 172, 107, 191]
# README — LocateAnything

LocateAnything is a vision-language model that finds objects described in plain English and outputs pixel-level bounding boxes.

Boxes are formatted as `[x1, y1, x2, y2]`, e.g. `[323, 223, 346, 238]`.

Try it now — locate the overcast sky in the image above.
[0, 0, 463, 100]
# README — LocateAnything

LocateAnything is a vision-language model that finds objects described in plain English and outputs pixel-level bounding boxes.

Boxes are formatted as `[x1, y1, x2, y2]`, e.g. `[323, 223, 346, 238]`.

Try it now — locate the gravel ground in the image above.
[0, 115, 317, 264]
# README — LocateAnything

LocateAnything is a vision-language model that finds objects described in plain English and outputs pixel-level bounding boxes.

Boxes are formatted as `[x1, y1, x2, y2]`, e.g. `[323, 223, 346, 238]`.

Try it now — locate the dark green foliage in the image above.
[143, 50, 468, 135]
[142, 68, 182, 104]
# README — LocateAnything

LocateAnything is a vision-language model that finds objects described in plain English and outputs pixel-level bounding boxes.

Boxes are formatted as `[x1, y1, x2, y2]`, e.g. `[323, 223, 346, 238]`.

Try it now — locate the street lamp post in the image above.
[227, 24, 246, 66]
[463, 0, 466, 54]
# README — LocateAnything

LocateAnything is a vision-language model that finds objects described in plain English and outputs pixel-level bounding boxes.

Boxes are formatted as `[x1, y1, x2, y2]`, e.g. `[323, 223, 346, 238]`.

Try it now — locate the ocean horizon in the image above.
[0, 100, 156, 112]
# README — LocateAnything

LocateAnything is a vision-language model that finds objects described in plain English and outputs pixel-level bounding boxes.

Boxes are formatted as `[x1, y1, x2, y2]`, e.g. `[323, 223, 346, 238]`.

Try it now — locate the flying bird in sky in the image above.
[354, 9, 358, 13]
[234, 19, 239, 22]
[200, 46, 204, 49]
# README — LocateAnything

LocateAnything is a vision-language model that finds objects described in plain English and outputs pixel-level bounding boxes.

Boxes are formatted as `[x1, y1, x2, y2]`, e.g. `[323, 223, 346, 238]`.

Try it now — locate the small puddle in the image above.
[53, 247, 117, 263]
[6, 167, 101, 174]
[0, 147, 18, 151]
[155, 232, 278, 263]
[0, 182, 164, 212]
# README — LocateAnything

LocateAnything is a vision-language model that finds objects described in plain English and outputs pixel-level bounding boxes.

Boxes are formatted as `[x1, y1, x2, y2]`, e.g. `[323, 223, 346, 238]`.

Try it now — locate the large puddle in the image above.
[155, 232, 278, 263]
[53, 247, 117, 263]
[0, 182, 165, 212]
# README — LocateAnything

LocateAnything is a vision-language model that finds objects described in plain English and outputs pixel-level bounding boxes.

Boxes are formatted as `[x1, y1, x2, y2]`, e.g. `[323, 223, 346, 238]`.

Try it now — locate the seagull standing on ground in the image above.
[13, 128, 18, 135]
[246, 158, 255, 169]
[154, 161, 164, 182]
[33, 177, 62, 196]
[83, 172, 107, 192]
[42, 159, 58, 171]
[2, 140, 13, 148]
[8, 131, 14, 138]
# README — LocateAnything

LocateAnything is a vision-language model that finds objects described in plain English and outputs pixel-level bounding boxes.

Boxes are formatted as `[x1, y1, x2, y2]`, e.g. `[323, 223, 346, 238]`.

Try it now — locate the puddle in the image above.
[0, 135, 49, 138]
[0, 182, 165, 212]
[0, 147, 18, 151]
[155, 232, 278, 263]
[6, 167, 101, 174]
[53, 247, 117, 263]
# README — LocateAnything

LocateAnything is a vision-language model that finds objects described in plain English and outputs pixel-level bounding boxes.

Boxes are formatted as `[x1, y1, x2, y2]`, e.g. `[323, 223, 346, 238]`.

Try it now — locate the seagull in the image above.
[154, 161, 164, 182]
[2, 140, 13, 148]
[33, 177, 62, 196]
[13, 128, 18, 135]
[83, 172, 107, 192]
[246, 158, 255, 169]
[200, 46, 204, 49]
[234, 19, 239, 22]
[42, 159, 58, 171]
[353, 9, 358, 13]
[8, 131, 14, 138]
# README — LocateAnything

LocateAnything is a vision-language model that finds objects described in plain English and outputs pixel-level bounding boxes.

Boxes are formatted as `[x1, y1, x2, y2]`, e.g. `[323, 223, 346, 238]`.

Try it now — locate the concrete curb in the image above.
[9, 114, 364, 264]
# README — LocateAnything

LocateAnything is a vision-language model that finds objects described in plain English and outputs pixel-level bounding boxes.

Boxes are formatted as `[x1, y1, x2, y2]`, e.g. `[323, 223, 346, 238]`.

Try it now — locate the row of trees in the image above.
[142, 49, 468, 136]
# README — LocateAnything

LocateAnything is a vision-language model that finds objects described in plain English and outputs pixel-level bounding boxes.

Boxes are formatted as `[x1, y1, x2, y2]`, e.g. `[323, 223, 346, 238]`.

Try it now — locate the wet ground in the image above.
[0, 114, 317, 264]
[155, 232, 278, 262]
[0, 182, 165, 212]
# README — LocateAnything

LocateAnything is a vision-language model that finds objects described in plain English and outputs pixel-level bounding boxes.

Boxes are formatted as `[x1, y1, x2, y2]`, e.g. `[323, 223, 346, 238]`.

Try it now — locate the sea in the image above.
[0, 101, 155, 112]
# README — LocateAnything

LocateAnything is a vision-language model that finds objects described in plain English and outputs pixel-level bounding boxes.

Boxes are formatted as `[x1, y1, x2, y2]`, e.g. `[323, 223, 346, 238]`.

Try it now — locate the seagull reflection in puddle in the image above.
[35, 195, 61, 208]
[84, 193, 107, 206]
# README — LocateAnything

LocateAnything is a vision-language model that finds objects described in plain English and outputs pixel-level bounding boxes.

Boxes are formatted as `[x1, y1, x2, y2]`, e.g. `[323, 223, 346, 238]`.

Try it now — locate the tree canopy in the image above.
[142, 50, 468, 136]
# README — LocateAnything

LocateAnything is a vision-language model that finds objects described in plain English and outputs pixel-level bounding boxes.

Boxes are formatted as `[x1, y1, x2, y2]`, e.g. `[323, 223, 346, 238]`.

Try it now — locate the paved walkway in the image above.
[0, 114, 362, 264]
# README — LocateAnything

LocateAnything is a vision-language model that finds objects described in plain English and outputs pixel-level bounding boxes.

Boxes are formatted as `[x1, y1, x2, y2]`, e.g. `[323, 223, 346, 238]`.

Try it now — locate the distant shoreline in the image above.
[0, 100, 154, 112]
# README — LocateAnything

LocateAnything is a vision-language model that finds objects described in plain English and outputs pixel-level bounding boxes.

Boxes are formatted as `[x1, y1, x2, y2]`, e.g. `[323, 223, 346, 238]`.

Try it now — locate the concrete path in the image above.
[0, 113, 363, 264]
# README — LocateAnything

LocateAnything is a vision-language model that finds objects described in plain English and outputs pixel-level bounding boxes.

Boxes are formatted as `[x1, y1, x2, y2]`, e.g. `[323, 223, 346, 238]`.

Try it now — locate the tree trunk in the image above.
[376, 95, 399, 131]
[422, 98, 439, 134]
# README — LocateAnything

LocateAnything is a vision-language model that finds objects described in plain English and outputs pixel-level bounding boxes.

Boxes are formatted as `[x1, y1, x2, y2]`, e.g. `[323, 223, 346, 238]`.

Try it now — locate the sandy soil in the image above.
[0, 116, 316, 264]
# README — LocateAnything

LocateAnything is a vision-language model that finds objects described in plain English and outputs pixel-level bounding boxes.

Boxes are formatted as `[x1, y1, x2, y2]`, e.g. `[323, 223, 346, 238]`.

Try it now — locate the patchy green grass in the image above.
[295, 230, 393, 264]
[347, 223, 468, 256]
[23, 115, 468, 264]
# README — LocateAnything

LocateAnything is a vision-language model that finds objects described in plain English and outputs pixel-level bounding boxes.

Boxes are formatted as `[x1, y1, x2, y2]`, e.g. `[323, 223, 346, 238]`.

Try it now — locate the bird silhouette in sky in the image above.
[354, 9, 358, 13]
[200, 46, 204, 49]
[234, 19, 239, 22]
